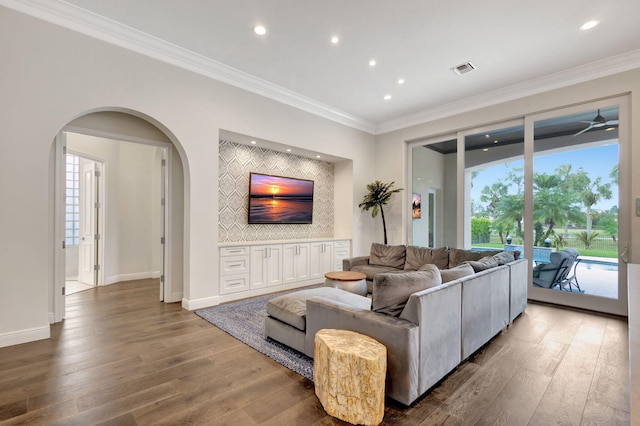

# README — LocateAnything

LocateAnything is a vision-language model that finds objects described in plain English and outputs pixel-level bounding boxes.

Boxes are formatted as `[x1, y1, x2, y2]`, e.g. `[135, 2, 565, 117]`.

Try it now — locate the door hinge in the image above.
[62, 286, 66, 295]
[161, 236, 165, 245]
[95, 202, 101, 209]
[62, 240, 66, 249]
[63, 145, 67, 155]
[161, 198, 165, 206]
[95, 234, 101, 241]
[160, 275, 165, 283]
[95, 170, 101, 178]
[161, 159, 166, 166]
[94, 264, 101, 271]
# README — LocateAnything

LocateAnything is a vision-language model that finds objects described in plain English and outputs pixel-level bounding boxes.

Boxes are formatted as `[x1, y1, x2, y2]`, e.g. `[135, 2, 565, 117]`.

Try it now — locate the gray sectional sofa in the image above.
[265, 243, 528, 406]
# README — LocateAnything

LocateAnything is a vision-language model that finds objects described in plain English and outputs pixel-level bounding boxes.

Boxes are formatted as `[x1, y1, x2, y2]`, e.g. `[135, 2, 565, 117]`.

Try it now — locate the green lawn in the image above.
[472, 243, 617, 259]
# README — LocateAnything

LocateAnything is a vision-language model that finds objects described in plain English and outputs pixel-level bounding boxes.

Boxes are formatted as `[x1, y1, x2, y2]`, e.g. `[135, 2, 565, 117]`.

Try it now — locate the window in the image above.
[65, 154, 80, 246]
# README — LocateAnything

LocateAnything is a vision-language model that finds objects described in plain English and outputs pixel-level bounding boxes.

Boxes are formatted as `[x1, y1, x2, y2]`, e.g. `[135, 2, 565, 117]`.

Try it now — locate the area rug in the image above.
[195, 290, 315, 381]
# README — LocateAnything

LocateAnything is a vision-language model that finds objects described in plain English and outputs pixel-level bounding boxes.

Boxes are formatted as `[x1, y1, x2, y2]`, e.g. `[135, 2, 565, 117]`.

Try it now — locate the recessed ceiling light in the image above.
[286, 148, 292, 152]
[369, 59, 376, 67]
[605, 127, 615, 131]
[398, 78, 405, 85]
[250, 140, 257, 144]
[494, 140, 498, 144]
[580, 20, 599, 31]
[383, 94, 392, 100]
[331, 36, 339, 44]
[316, 155, 321, 158]
[253, 25, 267, 35]
[483, 148, 489, 152]
[485, 134, 490, 138]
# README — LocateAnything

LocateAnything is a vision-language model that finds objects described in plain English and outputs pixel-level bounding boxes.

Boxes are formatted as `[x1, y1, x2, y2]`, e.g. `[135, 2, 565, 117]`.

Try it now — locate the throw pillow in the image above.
[448, 248, 502, 268]
[404, 246, 449, 270]
[369, 243, 406, 269]
[492, 251, 515, 265]
[371, 265, 442, 317]
[439, 263, 475, 283]
[464, 256, 500, 272]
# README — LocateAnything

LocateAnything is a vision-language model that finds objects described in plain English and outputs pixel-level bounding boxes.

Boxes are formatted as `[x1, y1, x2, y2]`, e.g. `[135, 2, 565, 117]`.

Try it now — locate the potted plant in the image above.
[359, 180, 403, 244]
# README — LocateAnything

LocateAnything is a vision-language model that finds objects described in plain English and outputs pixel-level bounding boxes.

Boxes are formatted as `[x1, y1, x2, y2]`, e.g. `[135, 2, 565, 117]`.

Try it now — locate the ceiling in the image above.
[7, 0, 640, 134]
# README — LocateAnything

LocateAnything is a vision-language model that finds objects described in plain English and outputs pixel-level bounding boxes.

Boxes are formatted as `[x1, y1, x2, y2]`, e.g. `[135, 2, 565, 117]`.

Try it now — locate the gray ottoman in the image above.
[265, 287, 371, 354]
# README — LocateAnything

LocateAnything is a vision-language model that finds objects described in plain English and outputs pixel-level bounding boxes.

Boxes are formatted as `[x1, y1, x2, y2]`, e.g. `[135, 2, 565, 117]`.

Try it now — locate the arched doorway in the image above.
[52, 109, 187, 322]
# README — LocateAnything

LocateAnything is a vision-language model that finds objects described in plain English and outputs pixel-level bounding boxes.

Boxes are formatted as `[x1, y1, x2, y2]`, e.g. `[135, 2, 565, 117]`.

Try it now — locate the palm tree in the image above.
[496, 193, 524, 238]
[533, 173, 578, 245]
[359, 180, 403, 244]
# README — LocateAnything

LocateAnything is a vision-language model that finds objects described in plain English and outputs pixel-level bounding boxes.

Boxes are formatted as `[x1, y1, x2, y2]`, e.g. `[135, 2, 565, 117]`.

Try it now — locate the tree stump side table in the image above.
[314, 329, 386, 426]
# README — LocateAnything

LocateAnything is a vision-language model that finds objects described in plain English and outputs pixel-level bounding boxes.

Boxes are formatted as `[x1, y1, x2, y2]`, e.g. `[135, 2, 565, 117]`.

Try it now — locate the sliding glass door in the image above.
[408, 96, 629, 315]
[528, 99, 628, 315]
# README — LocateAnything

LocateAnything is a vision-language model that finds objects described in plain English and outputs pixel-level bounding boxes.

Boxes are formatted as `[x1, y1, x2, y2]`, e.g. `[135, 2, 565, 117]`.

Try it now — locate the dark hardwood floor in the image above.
[0, 279, 629, 425]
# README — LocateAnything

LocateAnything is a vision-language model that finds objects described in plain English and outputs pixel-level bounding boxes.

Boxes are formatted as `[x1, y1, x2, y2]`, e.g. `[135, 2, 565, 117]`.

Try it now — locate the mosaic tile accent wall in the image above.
[219, 140, 334, 243]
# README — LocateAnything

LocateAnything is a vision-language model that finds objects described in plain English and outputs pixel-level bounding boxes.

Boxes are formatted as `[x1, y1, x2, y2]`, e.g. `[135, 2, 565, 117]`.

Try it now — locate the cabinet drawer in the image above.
[333, 240, 350, 249]
[220, 255, 250, 276]
[220, 246, 250, 256]
[220, 274, 250, 295]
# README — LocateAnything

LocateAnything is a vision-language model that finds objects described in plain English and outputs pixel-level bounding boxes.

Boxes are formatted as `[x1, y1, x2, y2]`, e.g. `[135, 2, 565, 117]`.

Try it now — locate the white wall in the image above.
[0, 7, 375, 346]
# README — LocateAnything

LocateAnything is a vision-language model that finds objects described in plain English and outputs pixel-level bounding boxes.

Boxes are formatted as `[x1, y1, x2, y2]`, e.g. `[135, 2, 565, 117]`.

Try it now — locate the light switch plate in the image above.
[637, 198, 640, 217]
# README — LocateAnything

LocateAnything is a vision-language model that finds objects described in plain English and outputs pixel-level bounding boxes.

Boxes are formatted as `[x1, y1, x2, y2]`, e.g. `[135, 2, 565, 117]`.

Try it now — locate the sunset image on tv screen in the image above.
[248, 173, 314, 223]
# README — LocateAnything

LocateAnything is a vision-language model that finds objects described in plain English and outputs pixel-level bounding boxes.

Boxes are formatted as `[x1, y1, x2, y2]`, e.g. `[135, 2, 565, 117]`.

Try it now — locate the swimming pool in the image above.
[579, 258, 618, 272]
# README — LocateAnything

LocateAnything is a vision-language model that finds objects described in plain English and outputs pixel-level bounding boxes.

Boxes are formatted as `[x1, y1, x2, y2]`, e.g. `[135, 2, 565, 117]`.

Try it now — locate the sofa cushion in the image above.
[439, 263, 475, 283]
[464, 256, 500, 272]
[266, 287, 371, 331]
[350, 264, 398, 282]
[369, 243, 406, 269]
[404, 246, 449, 270]
[372, 265, 442, 317]
[492, 251, 515, 265]
[448, 248, 502, 268]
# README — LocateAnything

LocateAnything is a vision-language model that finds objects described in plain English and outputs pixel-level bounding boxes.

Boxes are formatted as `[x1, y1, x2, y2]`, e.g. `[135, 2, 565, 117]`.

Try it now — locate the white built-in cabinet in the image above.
[309, 241, 334, 279]
[250, 244, 283, 288]
[219, 239, 350, 296]
[283, 243, 310, 284]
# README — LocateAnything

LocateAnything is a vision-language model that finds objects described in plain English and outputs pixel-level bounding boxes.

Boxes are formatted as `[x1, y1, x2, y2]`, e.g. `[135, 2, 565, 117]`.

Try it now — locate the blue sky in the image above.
[471, 144, 619, 211]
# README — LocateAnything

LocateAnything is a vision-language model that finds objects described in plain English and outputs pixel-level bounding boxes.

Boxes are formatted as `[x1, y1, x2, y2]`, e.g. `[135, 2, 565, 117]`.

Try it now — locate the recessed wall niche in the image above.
[218, 140, 334, 242]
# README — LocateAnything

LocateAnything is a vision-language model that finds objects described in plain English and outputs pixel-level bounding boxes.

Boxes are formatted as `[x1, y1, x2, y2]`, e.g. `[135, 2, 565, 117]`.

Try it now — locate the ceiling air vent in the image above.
[451, 61, 476, 75]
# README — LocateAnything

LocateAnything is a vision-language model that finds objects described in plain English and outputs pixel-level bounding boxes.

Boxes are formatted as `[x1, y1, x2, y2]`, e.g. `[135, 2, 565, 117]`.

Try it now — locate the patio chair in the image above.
[560, 248, 582, 292]
[532, 249, 576, 290]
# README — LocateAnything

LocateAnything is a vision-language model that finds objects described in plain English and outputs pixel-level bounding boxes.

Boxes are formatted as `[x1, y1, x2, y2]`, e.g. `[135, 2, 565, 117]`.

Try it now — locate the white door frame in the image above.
[53, 127, 174, 322]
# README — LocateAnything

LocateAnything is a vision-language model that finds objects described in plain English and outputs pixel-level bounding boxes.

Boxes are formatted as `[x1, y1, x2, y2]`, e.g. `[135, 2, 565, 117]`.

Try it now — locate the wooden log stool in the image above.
[314, 329, 387, 425]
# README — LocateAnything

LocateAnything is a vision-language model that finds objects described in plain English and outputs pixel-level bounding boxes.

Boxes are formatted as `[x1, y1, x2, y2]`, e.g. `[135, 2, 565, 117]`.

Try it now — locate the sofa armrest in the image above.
[305, 297, 419, 406]
[399, 281, 462, 397]
[342, 256, 370, 271]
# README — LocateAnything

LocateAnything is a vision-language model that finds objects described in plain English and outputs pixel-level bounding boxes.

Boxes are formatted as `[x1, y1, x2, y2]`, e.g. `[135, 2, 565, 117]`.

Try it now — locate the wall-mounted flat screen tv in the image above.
[248, 172, 314, 224]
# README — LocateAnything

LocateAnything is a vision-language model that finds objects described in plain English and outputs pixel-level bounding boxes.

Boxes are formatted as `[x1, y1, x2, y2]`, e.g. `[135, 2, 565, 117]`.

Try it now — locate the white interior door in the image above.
[79, 160, 97, 285]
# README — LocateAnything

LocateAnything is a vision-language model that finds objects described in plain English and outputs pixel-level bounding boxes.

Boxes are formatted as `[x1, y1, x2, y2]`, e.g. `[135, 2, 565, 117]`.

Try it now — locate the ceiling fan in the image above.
[574, 109, 619, 136]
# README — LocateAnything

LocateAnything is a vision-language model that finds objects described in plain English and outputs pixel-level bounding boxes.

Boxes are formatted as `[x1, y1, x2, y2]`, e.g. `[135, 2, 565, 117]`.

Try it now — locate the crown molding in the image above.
[1, 0, 377, 134]
[375, 49, 640, 135]
[4, 0, 639, 136]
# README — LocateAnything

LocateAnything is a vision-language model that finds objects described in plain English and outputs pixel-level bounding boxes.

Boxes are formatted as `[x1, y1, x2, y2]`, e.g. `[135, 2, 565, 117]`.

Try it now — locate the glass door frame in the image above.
[525, 96, 629, 316]
[407, 133, 457, 247]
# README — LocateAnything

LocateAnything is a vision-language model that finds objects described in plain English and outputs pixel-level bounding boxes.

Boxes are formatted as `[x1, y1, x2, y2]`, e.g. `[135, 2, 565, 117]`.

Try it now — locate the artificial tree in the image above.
[359, 180, 403, 244]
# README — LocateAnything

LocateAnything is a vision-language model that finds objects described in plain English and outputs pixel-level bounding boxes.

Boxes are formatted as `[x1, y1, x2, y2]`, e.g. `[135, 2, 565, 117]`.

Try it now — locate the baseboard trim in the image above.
[0, 325, 50, 348]
[105, 271, 159, 285]
[48, 312, 55, 324]
[182, 296, 220, 311]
